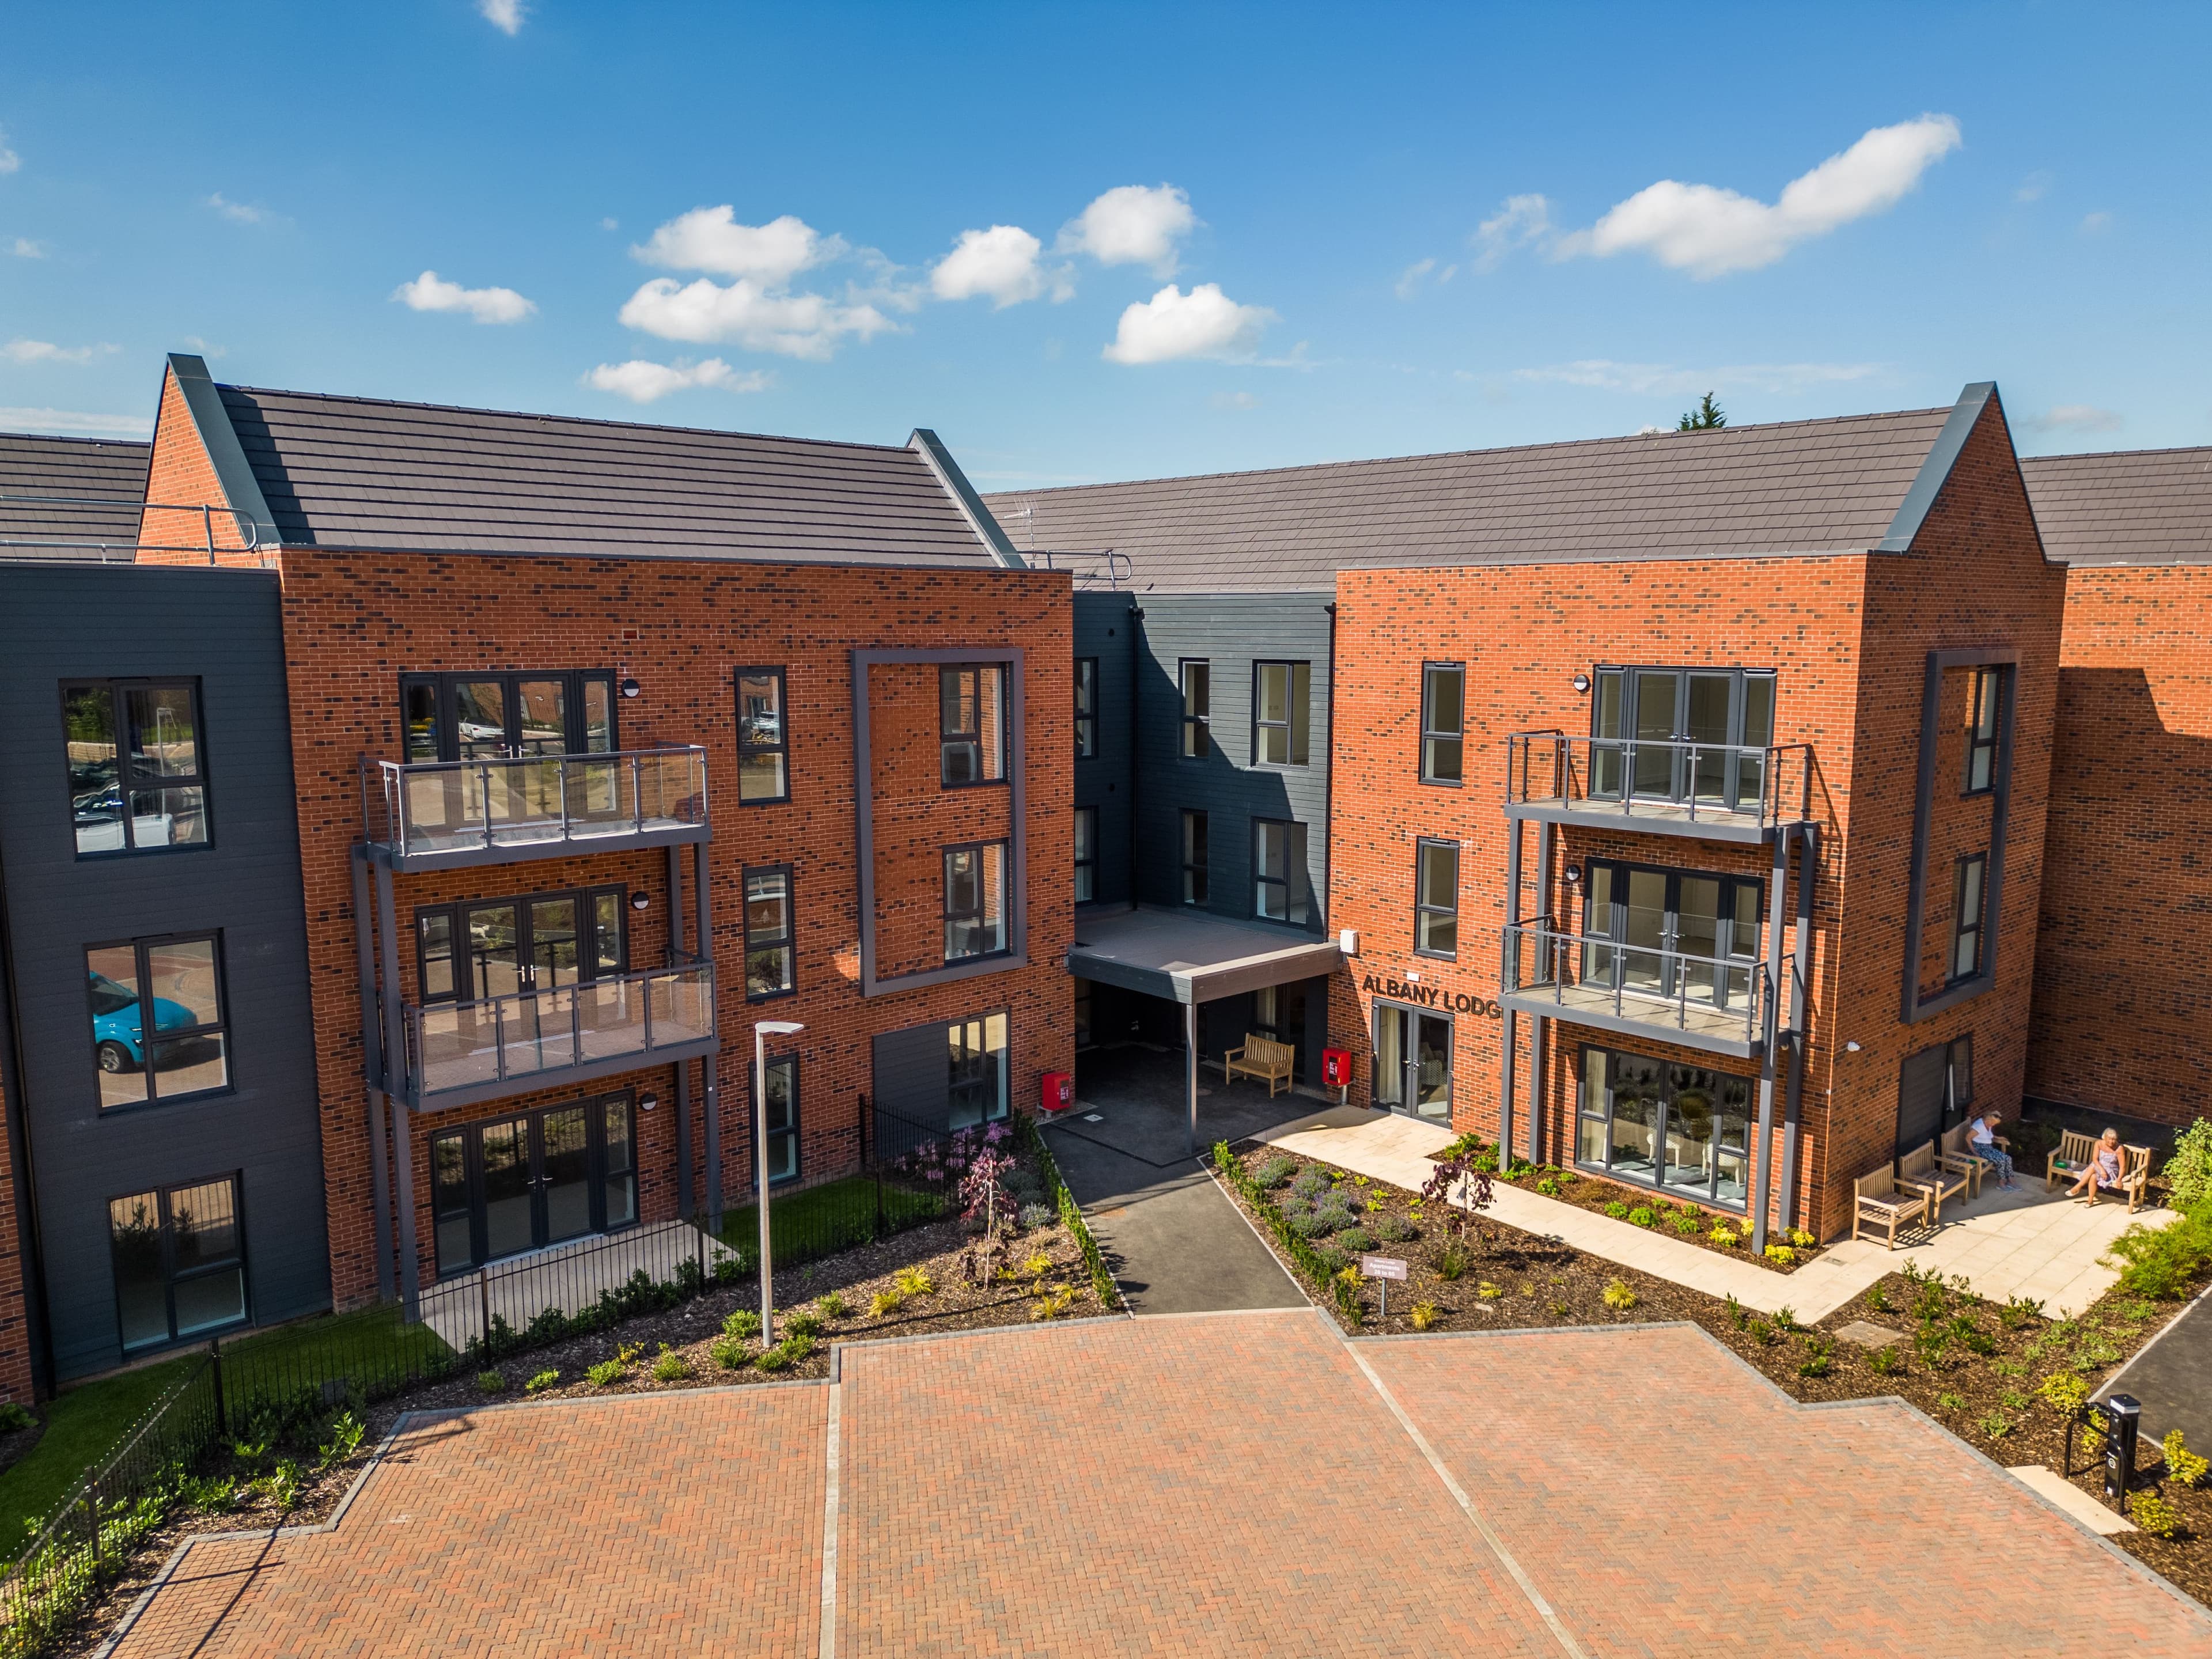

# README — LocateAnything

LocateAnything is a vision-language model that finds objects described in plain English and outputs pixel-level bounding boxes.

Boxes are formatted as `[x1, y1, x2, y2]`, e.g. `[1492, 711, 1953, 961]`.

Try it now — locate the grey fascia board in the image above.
[1501, 995, 1766, 1062]
[165, 354, 281, 546]
[1877, 381, 1997, 553]
[909, 429, 1026, 569]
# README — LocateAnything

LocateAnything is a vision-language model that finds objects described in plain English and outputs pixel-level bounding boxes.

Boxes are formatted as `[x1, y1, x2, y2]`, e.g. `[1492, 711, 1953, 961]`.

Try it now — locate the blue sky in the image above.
[2, 2, 2206, 487]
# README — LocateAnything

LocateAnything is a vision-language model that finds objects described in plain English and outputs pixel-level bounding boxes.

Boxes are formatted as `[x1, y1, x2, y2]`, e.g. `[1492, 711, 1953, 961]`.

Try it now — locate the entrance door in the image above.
[430, 1096, 637, 1275]
[1373, 1003, 1452, 1121]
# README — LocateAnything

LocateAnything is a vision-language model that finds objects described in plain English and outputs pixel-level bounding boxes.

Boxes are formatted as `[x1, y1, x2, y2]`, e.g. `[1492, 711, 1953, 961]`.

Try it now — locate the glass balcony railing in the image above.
[362, 747, 708, 862]
[1502, 917, 1772, 1052]
[1505, 733, 1812, 835]
[400, 963, 715, 1105]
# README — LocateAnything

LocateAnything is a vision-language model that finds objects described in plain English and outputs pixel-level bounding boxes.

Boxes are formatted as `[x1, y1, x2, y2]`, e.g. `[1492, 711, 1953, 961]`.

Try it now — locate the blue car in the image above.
[88, 971, 194, 1074]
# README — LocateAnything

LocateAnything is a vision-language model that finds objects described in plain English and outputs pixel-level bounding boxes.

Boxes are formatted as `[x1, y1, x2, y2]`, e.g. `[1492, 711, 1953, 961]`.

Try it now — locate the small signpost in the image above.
[1361, 1253, 1407, 1318]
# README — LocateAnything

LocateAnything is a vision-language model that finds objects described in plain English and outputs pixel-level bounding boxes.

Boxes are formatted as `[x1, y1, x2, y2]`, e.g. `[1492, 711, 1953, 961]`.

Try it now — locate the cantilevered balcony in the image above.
[1504, 733, 1813, 843]
[361, 747, 709, 870]
[1500, 918, 1773, 1059]
[388, 961, 717, 1111]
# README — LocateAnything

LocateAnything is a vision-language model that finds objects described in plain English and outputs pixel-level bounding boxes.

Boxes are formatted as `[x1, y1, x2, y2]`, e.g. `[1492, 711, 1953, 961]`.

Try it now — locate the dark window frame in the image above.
[61, 677, 214, 858]
[1588, 663, 1779, 809]
[733, 666, 791, 806]
[1179, 659, 1211, 760]
[1181, 809, 1208, 906]
[948, 1010, 1010, 1128]
[1963, 668, 2001, 797]
[759, 1052, 801, 1186]
[1420, 662, 1465, 787]
[429, 1092, 638, 1277]
[1252, 817, 1309, 925]
[1074, 658, 1098, 760]
[1251, 660, 1312, 768]
[1578, 857, 1766, 1010]
[399, 669, 618, 764]
[743, 863, 797, 1002]
[942, 839, 1012, 963]
[1950, 852, 1988, 984]
[938, 662, 1009, 789]
[108, 1171, 249, 1353]
[412, 883, 628, 1006]
[1414, 838, 1460, 960]
[1073, 805, 1099, 904]
[86, 931, 233, 1111]
[1573, 1044, 1756, 1213]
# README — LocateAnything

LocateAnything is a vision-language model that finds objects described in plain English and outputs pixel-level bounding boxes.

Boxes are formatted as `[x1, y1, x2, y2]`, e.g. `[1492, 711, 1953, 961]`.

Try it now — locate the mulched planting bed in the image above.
[1219, 1142, 2212, 1609]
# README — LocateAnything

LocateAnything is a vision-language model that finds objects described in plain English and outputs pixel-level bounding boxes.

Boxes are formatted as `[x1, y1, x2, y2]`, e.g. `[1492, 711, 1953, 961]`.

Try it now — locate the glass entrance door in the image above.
[1373, 1003, 1452, 1121]
[429, 1095, 637, 1275]
[540, 1105, 593, 1244]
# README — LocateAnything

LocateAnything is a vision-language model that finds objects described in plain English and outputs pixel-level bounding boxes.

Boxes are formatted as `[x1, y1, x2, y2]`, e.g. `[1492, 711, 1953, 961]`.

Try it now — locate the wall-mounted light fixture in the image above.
[1571, 673, 1591, 694]
[630, 892, 650, 911]
[1845, 1040, 1862, 1054]
[638, 1092, 659, 1112]
[1564, 866, 1581, 885]
[620, 677, 642, 699]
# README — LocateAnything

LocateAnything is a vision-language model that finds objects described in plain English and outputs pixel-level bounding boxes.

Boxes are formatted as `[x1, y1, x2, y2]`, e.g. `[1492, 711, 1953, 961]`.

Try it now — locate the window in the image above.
[430, 1095, 637, 1275]
[1950, 853, 1987, 982]
[1252, 661, 1311, 766]
[1421, 664, 1464, 785]
[1415, 839, 1459, 957]
[1074, 658, 1097, 759]
[63, 680, 210, 855]
[1253, 819, 1309, 924]
[944, 841, 1010, 960]
[760, 1054, 800, 1184]
[1180, 661, 1210, 759]
[940, 664, 1007, 786]
[1576, 1048, 1753, 1210]
[1964, 668, 2001, 795]
[399, 671, 615, 763]
[734, 668, 790, 804]
[1590, 665, 1776, 810]
[1181, 810, 1209, 906]
[1580, 860, 1763, 1010]
[1073, 806, 1098, 903]
[87, 934, 229, 1109]
[948, 1012, 1009, 1128]
[415, 887, 626, 1005]
[744, 867, 795, 999]
[109, 1176, 245, 1351]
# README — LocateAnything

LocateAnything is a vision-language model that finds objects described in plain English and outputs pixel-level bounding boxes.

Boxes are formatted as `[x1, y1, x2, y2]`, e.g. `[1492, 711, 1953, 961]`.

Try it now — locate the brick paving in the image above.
[104, 1312, 2212, 1657]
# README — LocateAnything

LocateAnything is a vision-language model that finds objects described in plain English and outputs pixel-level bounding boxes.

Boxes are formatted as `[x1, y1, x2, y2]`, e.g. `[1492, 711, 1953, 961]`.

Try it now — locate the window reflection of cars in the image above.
[73, 783, 176, 852]
[88, 971, 195, 1073]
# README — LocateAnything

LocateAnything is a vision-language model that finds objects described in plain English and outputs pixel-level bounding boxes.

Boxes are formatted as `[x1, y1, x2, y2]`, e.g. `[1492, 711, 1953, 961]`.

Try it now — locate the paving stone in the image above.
[1835, 1320, 1906, 1349]
[2010, 1464, 2138, 1535]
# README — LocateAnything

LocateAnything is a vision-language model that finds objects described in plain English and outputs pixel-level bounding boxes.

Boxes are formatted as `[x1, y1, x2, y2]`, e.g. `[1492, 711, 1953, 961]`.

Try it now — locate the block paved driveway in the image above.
[109, 1311, 2212, 1658]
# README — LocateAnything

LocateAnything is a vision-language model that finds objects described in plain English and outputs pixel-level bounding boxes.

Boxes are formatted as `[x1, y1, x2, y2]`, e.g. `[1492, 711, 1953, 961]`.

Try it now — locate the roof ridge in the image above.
[2021, 445, 2212, 466]
[0, 431, 151, 451]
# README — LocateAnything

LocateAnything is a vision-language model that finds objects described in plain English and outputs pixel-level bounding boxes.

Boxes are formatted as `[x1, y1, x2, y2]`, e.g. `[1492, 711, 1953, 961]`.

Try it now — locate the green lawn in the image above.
[717, 1174, 943, 1266]
[0, 1355, 192, 1543]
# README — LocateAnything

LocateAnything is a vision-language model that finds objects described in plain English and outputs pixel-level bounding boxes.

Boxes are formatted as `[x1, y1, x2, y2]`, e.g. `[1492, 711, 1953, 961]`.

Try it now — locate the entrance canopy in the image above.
[1067, 906, 1340, 1003]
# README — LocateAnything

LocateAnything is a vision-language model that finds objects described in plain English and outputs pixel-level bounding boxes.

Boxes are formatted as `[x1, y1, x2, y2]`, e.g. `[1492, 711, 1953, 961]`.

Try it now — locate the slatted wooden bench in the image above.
[1853, 1168, 1930, 1249]
[1221, 1033, 1295, 1097]
[2048, 1130, 2152, 1211]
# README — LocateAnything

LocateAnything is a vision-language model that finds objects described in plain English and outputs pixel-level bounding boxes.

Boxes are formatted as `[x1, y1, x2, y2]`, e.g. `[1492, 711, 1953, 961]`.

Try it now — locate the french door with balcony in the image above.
[1589, 666, 1775, 810]
[431, 1093, 638, 1275]
[1578, 859, 1763, 1013]
[416, 887, 627, 1007]
[401, 670, 618, 763]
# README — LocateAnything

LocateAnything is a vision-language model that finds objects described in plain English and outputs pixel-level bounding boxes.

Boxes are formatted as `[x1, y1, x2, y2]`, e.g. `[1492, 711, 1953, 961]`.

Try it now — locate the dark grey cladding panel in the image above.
[0, 433, 152, 551]
[0, 563, 328, 1381]
[1073, 593, 1138, 908]
[871, 1021, 949, 1143]
[1131, 594, 1334, 935]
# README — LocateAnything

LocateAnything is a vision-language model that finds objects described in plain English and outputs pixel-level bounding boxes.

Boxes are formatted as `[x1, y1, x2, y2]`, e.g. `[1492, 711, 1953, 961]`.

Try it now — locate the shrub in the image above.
[1788, 1229, 1817, 1251]
[1764, 1245, 1797, 1264]
[755, 1342, 796, 1373]
[1775, 1305, 1798, 1331]
[185, 1475, 236, 1514]
[1603, 1200, 1630, 1219]
[1999, 1295, 2044, 1328]
[894, 1267, 935, 1298]
[1913, 1327, 1951, 1367]
[1290, 1166, 1331, 1199]
[1409, 1300, 1441, 1332]
[475, 1369, 506, 1395]
[817, 1293, 849, 1320]
[524, 1369, 560, 1394]
[1535, 1177, 1560, 1196]
[1627, 1207, 1656, 1229]
[1798, 1339, 1834, 1378]
[1017, 1203, 1055, 1232]
[1436, 1244, 1468, 1281]
[1863, 1283, 1891, 1312]
[1477, 1281, 1504, 1300]
[586, 1357, 629, 1388]
[2106, 1205, 2212, 1300]
[1724, 1293, 1748, 1329]
[869, 1289, 904, 1319]
[722, 1308, 763, 1340]
[1709, 1226, 1740, 1247]
[1287, 1207, 1329, 1239]
[1937, 1392, 1967, 1412]
[0, 1402, 32, 1434]
[1671, 1211, 1702, 1234]
[316, 1411, 366, 1470]
[1313, 1202, 1356, 1234]
[1253, 1154, 1297, 1189]
[784, 1310, 825, 1339]
[1371, 1214, 1415, 1244]
[2038, 1371, 2092, 1414]
[1868, 1345, 1905, 1376]
[1977, 1413, 2013, 1439]
[1313, 1245, 1355, 1277]
[652, 1346, 690, 1383]
[2162, 1117, 2212, 1211]
[2164, 1430, 2210, 1488]
[710, 1336, 751, 1370]
[1747, 1318, 1777, 1346]
[2000, 1391, 2030, 1411]
[1029, 1283, 1077, 1321]
[2130, 1491, 2184, 1539]
[1602, 1279, 1638, 1310]
[1336, 1226, 1374, 1254]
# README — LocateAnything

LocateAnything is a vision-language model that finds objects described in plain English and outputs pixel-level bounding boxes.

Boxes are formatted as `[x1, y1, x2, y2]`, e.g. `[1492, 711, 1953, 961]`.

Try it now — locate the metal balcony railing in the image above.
[400, 962, 715, 1105]
[361, 746, 708, 862]
[1505, 732, 1813, 834]
[1502, 916, 1772, 1050]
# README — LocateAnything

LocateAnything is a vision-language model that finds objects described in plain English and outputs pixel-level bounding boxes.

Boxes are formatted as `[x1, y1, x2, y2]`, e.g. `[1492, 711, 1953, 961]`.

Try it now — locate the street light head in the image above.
[756, 1020, 805, 1036]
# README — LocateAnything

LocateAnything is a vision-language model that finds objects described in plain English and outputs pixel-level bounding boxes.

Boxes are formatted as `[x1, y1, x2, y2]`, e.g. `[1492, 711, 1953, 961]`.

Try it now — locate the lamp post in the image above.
[754, 1018, 804, 1347]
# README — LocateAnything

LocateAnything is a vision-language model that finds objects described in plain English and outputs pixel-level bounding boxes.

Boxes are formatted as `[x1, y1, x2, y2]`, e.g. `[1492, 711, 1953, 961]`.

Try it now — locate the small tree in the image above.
[1420, 1150, 1495, 1239]
[1677, 391, 1726, 431]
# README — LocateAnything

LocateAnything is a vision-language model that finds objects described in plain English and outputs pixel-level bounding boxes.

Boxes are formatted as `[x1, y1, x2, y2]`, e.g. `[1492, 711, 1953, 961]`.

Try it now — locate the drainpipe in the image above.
[1779, 824, 1817, 1232]
[668, 844, 692, 1219]
[1321, 602, 1338, 935]
[1127, 602, 1143, 910]
[1750, 828, 1789, 1256]
[374, 862, 418, 1321]
[351, 850, 395, 1302]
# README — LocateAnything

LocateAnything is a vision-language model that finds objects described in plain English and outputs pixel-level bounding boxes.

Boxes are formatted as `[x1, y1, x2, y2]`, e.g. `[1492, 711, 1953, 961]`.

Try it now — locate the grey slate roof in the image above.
[207, 381, 1003, 567]
[0, 433, 152, 558]
[982, 405, 1958, 592]
[2022, 448, 2212, 566]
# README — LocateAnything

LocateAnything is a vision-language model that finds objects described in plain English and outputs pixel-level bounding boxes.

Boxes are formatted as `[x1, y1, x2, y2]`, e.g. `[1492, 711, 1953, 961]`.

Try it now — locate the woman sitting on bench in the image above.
[1965, 1112, 2017, 1190]
[2065, 1128, 2126, 1205]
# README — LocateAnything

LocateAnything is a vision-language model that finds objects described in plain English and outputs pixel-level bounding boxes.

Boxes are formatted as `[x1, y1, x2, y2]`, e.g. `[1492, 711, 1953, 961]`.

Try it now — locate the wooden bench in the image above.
[1938, 1121, 1987, 1199]
[1899, 1139, 1969, 1225]
[1853, 1168, 1929, 1249]
[2048, 1131, 2152, 1211]
[1220, 1033, 1295, 1097]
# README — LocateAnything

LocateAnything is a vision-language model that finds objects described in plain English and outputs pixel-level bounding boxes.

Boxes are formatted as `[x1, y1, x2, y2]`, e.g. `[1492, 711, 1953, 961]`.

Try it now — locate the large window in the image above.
[416, 886, 626, 1005]
[744, 866, 795, 999]
[1580, 859, 1763, 1010]
[1577, 1048, 1752, 1210]
[430, 1095, 636, 1275]
[1964, 668, 2001, 796]
[400, 670, 615, 763]
[734, 668, 790, 804]
[761, 1054, 800, 1184]
[948, 1012, 1009, 1128]
[940, 664, 1007, 786]
[1590, 665, 1775, 810]
[1950, 853, 1987, 983]
[1074, 658, 1097, 759]
[1182, 809, 1209, 906]
[1415, 839, 1459, 957]
[109, 1176, 245, 1351]
[63, 680, 210, 855]
[1180, 661, 1210, 759]
[1252, 661, 1311, 766]
[1073, 806, 1098, 903]
[1253, 819, 1310, 925]
[1421, 664, 1464, 785]
[87, 934, 230, 1109]
[944, 842, 1010, 961]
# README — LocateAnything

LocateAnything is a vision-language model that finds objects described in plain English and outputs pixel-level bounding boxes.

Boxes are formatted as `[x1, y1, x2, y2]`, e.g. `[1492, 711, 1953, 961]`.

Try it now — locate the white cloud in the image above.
[1210, 391, 1259, 410]
[600, 216, 619, 232]
[631, 207, 835, 285]
[3, 339, 117, 365]
[1474, 194, 1553, 270]
[584, 357, 770, 403]
[1556, 115, 1962, 278]
[393, 270, 536, 324]
[931, 224, 1069, 308]
[478, 0, 525, 35]
[0, 406, 153, 438]
[2015, 171, 2052, 204]
[1394, 256, 1457, 299]
[2080, 211, 2112, 234]
[2025, 404, 2122, 434]
[206, 192, 270, 225]
[1102, 283, 1275, 365]
[1060, 184, 1196, 275]
[0, 128, 17, 174]
[1513, 359, 1881, 396]
[8, 238, 43, 259]
[180, 335, 226, 358]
